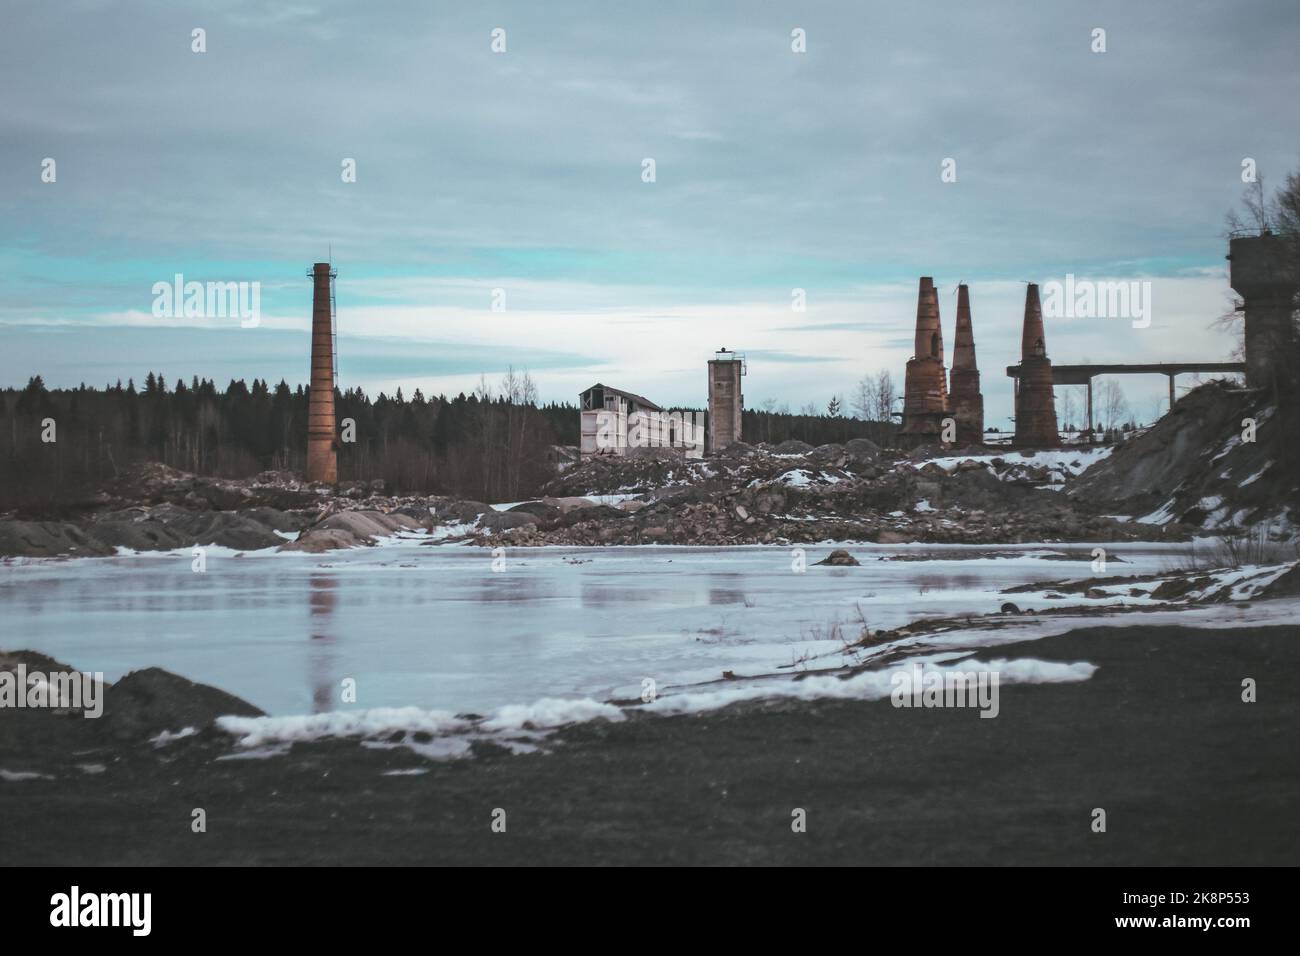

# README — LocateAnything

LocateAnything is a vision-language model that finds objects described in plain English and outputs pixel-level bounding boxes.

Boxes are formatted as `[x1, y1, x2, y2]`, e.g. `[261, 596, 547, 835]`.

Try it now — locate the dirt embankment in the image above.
[1068, 380, 1300, 534]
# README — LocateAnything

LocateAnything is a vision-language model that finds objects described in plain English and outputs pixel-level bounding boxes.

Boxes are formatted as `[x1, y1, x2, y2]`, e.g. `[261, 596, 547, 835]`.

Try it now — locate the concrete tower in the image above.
[707, 348, 745, 454]
[900, 277, 949, 445]
[306, 262, 338, 484]
[948, 283, 984, 446]
[1013, 283, 1059, 448]
[1228, 234, 1298, 390]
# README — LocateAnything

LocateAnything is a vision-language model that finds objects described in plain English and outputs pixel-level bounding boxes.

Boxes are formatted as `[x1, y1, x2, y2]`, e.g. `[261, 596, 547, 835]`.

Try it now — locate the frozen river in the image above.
[1, 539, 1198, 716]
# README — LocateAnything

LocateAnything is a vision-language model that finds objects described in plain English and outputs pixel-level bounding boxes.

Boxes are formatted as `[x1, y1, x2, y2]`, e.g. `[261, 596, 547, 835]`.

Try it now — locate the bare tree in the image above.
[873, 369, 897, 423]
[851, 375, 872, 420]
[1100, 378, 1128, 431]
[1226, 177, 1272, 236]
[1060, 389, 1077, 434]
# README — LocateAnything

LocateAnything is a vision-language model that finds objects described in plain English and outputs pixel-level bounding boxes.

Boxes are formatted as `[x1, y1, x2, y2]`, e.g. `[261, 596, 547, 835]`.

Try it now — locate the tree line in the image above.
[1, 371, 897, 515]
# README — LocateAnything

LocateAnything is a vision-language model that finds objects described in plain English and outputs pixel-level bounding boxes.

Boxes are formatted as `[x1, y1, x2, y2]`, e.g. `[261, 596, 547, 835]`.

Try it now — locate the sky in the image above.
[3, 0, 1299, 428]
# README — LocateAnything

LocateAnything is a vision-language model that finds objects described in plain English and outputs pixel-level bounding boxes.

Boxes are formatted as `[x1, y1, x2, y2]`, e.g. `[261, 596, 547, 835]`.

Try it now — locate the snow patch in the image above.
[482, 697, 625, 731]
[643, 657, 1097, 715]
[216, 707, 470, 747]
[1, 769, 53, 782]
[1138, 498, 1179, 524]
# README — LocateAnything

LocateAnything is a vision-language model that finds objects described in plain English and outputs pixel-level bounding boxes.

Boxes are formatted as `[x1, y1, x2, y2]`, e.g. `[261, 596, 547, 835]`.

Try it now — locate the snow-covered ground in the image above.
[916, 446, 1114, 486]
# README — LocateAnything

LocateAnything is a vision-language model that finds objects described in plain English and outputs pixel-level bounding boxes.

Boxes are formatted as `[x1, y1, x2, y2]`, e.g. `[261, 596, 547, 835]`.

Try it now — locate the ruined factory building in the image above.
[579, 384, 702, 459]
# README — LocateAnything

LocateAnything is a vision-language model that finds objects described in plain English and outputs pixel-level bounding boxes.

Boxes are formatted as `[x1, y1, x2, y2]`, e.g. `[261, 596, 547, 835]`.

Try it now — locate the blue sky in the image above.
[3, 0, 1298, 426]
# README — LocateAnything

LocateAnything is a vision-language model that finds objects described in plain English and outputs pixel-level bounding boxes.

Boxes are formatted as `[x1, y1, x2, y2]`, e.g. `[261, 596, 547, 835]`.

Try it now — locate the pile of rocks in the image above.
[482, 450, 1180, 548]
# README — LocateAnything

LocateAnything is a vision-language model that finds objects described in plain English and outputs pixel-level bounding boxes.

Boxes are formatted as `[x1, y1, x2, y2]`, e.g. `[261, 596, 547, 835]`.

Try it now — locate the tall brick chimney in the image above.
[900, 277, 949, 446]
[306, 262, 338, 484]
[1013, 283, 1059, 448]
[948, 283, 983, 446]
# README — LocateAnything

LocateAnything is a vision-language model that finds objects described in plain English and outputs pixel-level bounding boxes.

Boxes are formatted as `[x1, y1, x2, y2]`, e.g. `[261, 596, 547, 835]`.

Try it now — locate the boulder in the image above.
[86, 518, 186, 552]
[478, 510, 539, 532]
[807, 443, 846, 465]
[280, 510, 422, 551]
[507, 501, 561, 521]
[557, 504, 628, 527]
[389, 504, 434, 526]
[815, 549, 860, 566]
[548, 496, 598, 513]
[436, 500, 490, 523]
[844, 438, 881, 464]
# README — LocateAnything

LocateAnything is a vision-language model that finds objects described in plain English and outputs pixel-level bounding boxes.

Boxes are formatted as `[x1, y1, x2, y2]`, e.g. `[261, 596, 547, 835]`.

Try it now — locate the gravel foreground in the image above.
[2, 623, 1297, 866]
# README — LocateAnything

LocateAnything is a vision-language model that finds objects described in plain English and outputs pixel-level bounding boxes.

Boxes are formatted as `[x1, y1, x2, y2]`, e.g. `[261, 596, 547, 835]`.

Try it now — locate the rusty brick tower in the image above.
[1013, 283, 1059, 448]
[900, 277, 949, 445]
[948, 283, 984, 446]
[306, 262, 338, 484]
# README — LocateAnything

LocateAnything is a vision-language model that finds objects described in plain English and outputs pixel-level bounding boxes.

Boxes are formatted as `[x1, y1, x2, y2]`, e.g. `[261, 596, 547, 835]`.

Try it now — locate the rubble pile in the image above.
[491, 440, 1177, 547]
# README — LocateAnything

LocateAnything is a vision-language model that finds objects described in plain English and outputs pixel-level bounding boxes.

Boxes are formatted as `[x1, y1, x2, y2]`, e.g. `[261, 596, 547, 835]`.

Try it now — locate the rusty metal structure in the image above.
[1227, 234, 1299, 389]
[707, 348, 745, 453]
[305, 262, 338, 484]
[948, 283, 983, 445]
[900, 277, 949, 445]
[1012, 283, 1059, 448]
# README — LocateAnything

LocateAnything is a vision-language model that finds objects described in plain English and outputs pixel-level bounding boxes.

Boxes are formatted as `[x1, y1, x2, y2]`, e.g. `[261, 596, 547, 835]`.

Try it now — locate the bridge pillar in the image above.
[1086, 377, 1093, 440]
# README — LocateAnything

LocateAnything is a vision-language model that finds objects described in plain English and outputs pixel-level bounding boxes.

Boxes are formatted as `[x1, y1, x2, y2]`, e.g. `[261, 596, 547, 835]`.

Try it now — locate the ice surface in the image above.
[0, 539, 1234, 719]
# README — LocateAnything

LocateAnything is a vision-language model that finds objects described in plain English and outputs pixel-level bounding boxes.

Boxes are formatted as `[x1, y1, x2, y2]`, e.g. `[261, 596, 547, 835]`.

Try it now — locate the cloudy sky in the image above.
[3, 0, 1298, 427]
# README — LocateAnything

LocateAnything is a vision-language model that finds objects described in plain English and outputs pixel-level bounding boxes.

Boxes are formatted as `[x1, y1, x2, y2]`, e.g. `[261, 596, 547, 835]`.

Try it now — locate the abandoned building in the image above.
[579, 384, 662, 457]
[579, 384, 704, 458]
[948, 283, 984, 445]
[1012, 283, 1060, 448]
[707, 348, 745, 453]
[305, 262, 339, 483]
[900, 277, 950, 445]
